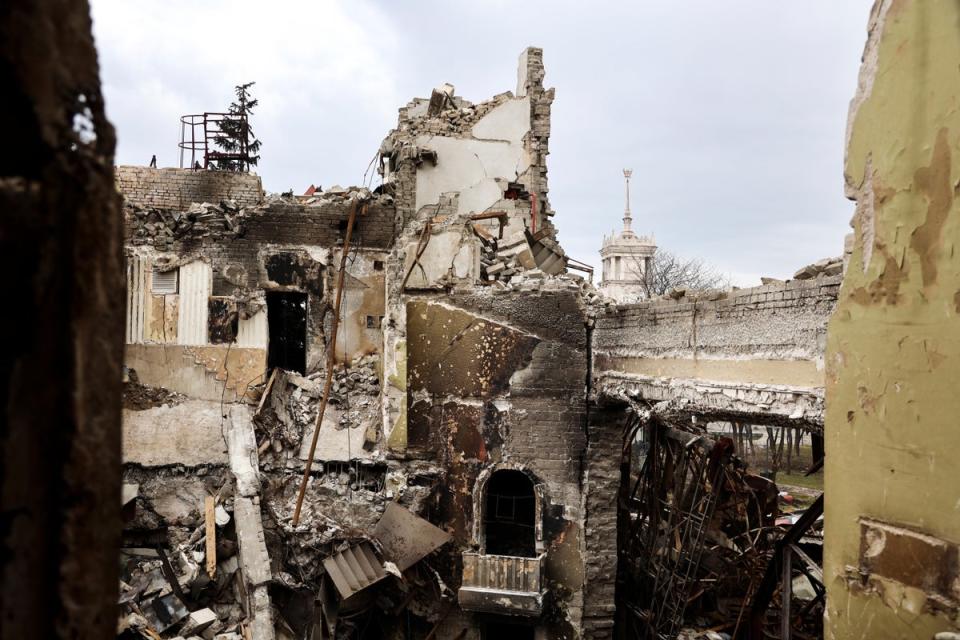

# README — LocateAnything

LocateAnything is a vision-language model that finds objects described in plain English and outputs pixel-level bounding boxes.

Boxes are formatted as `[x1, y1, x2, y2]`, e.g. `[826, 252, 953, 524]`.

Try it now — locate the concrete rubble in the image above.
[118, 47, 841, 640]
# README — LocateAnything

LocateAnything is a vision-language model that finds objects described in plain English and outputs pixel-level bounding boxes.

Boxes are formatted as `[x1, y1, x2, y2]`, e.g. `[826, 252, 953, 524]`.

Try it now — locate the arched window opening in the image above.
[484, 469, 537, 557]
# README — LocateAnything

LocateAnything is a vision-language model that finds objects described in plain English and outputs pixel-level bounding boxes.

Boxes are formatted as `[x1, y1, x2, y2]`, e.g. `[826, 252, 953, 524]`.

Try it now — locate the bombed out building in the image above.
[102, 9, 960, 639]
[116, 48, 844, 640]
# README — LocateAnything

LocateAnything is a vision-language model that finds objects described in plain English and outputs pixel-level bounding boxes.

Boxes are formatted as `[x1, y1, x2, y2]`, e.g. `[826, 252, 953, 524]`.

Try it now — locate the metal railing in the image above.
[178, 112, 253, 171]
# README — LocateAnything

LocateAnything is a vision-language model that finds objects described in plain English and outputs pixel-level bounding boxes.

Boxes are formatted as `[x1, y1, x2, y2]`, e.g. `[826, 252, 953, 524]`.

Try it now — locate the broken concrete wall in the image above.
[333, 249, 388, 362]
[0, 1, 125, 637]
[404, 284, 589, 637]
[592, 277, 840, 426]
[382, 47, 554, 229]
[121, 189, 397, 398]
[121, 384, 275, 639]
[380, 47, 567, 485]
[116, 166, 264, 209]
[825, 1, 960, 637]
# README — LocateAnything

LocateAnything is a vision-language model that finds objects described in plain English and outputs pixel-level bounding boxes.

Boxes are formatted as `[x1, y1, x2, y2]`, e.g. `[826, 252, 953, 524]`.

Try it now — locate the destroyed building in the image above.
[114, 47, 852, 640]
[6, 2, 960, 640]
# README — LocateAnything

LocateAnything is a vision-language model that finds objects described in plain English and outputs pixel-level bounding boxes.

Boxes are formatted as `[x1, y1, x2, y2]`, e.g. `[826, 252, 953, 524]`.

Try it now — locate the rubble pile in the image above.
[394, 88, 515, 138]
[283, 184, 392, 207]
[475, 218, 569, 285]
[792, 256, 843, 280]
[118, 494, 250, 640]
[123, 376, 185, 411]
[126, 200, 247, 248]
[253, 355, 382, 466]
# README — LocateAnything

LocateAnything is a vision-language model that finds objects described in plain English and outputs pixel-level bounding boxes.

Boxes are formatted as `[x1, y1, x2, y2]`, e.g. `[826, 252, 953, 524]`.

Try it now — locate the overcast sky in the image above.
[90, 0, 873, 285]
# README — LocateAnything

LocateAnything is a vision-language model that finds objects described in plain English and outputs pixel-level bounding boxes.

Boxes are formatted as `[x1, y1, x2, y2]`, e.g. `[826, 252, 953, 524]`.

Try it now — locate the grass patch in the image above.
[776, 471, 823, 492]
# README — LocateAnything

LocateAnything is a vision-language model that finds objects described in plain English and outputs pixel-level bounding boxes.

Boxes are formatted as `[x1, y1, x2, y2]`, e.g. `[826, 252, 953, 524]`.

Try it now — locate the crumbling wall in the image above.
[116, 166, 264, 209]
[0, 1, 124, 637]
[120, 396, 275, 639]
[592, 277, 839, 426]
[581, 405, 631, 640]
[121, 189, 396, 394]
[594, 277, 839, 383]
[405, 284, 589, 636]
[380, 47, 564, 467]
[825, 1, 960, 637]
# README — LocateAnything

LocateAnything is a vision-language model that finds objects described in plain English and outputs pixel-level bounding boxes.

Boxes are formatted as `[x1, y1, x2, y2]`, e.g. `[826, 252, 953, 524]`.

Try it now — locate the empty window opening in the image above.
[484, 469, 537, 557]
[267, 291, 307, 374]
[373, 260, 384, 271]
[366, 315, 382, 329]
[152, 266, 178, 294]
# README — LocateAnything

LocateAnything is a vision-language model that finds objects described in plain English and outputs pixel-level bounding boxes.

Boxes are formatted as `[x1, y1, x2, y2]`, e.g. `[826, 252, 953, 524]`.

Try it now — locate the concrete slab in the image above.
[122, 400, 228, 467]
[373, 503, 452, 571]
[298, 407, 373, 462]
[234, 497, 271, 587]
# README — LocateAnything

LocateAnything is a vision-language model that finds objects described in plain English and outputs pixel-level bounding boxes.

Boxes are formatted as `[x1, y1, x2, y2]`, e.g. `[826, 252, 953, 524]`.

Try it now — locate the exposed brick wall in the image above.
[593, 276, 841, 362]
[125, 199, 395, 292]
[116, 166, 264, 209]
[581, 406, 631, 640]
[405, 290, 589, 637]
[124, 197, 395, 372]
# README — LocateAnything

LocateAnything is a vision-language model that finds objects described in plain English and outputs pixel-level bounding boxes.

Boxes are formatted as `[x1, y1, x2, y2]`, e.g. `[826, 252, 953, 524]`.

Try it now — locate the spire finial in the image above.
[623, 168, 633, 232]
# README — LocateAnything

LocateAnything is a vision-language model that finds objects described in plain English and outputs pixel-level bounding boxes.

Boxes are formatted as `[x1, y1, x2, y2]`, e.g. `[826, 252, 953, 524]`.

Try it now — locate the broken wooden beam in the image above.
[205, 495, 216, 579]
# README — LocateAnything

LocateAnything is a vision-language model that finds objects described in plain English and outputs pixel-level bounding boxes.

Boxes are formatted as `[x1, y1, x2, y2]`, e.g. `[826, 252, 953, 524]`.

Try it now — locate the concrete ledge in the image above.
[458, 587, 543, 617]
[596, 371, 824, 429]
[595, 355, 824, 388]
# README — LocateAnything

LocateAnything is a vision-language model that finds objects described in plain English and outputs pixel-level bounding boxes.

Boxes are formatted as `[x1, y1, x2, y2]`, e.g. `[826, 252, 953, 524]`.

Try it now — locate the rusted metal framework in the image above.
[178, 112, 253, 171]
[616, 414, 824, 640]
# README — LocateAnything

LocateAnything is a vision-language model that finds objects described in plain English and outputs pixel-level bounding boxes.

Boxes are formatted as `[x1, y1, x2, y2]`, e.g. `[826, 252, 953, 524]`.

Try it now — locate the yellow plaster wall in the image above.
[826, 1, 960, 637]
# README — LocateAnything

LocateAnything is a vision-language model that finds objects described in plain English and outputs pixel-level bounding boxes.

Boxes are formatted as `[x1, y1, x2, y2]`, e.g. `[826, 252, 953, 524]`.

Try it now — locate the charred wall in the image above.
[405, 284, 589, 635]
[122, 190, 396, 392]
[0, 1, 125, 638]
[116, 166, 264, 209]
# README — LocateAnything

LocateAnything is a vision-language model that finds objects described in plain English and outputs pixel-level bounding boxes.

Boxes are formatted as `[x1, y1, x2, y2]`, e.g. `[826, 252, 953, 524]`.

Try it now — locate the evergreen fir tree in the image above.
[213, 82, 261, 171]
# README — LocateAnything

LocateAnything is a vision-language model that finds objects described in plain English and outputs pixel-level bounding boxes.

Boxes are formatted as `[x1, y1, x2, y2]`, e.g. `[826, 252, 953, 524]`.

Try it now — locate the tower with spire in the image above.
[598, 169, 657, 302]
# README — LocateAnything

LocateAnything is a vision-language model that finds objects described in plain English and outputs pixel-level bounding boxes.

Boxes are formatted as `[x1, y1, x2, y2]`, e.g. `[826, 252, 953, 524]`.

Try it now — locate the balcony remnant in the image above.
[458, 552, 545, 617]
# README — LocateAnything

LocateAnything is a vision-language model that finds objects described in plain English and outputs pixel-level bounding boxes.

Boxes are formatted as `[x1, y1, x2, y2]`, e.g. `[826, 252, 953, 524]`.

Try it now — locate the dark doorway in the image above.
[484, 620, 535, 640]
[484, 469, 537, 557]
[267, 291, 307, 374]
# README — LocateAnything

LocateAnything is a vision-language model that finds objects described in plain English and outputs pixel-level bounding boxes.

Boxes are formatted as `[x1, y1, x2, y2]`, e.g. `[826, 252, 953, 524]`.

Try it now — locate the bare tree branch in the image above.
[622, 248, 730, 296]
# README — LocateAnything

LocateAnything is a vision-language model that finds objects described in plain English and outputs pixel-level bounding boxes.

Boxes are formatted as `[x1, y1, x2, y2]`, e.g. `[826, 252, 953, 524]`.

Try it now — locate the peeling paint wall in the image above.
[826, 1, 960, 637]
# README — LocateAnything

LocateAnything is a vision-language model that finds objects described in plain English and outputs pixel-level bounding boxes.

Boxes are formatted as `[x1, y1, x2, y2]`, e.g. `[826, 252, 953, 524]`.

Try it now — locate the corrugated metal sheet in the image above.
[236, 308, 268, 348]
[126, 255, 147, 343]
[177, 260, 211, 345]
[372, 503, 452, 571]
[322, 542, 387, 600]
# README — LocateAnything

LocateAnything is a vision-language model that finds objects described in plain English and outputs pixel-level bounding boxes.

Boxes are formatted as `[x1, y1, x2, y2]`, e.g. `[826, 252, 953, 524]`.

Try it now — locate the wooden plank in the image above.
[255, 367, 278, 418]
[205, 496, 216, 579]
